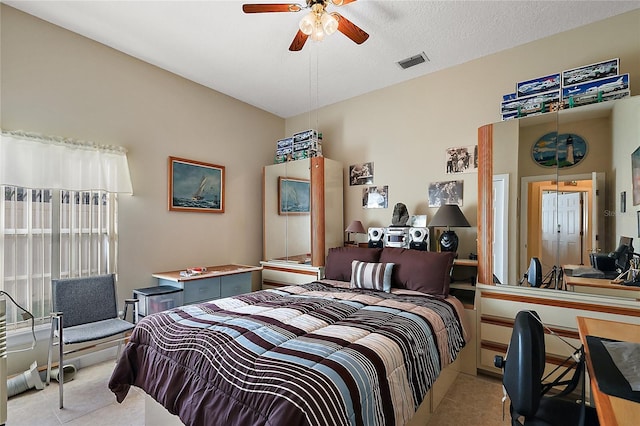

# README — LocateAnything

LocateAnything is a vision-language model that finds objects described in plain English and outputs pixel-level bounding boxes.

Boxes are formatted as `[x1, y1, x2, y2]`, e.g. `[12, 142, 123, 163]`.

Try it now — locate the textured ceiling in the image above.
[5, 1, 640, 118]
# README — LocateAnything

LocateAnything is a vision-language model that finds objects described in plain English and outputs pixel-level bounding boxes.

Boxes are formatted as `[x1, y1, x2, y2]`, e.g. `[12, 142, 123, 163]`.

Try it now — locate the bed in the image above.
[109, 247, 471, 426]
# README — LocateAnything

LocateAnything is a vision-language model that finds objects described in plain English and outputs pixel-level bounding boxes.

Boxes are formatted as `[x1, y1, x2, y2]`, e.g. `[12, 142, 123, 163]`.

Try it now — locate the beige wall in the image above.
[2, 6, 637, 288]
[613, 96, 640, 241]
[1, 4, 284, 303]
[286, 9, 640, 257]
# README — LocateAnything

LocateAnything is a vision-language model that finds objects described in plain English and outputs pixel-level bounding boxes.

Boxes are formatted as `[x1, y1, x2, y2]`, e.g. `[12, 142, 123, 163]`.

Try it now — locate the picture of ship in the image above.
[192, 175, 207, 200]
[169, 157, 224, 212]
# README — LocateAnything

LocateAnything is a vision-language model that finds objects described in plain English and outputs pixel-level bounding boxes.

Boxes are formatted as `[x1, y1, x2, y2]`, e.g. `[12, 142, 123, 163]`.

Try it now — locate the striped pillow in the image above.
[350, 261, 394, 293]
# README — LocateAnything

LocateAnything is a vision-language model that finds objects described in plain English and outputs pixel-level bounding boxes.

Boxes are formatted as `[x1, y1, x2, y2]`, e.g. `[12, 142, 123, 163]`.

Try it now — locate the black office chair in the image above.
[494, 311, 599, 426]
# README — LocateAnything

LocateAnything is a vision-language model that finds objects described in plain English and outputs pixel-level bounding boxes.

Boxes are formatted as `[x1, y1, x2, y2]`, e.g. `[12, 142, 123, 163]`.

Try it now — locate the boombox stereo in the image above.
[368, 227, 430, 250]
[368, 227, 385, 248]
[384, 227, 410, 248]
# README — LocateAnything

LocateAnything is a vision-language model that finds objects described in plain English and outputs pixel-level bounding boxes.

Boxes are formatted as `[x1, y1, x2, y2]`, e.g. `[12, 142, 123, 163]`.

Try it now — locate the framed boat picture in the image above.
[278, 177, 310, 215]
[168, 156, 225, 213]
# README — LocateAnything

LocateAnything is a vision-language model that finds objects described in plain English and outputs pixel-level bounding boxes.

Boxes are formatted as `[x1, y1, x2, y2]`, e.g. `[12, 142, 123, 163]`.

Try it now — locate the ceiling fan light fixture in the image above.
[299, 12, 316, 35]
[321, 13, 338, 35]
[311, 21, 326, 41]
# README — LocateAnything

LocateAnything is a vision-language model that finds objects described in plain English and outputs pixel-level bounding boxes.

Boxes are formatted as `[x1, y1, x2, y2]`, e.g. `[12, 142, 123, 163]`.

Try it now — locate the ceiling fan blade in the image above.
[331, 0, 358, 6]
[333, 13, 369, 45]
[242, 3, 302, 13]
[289, 30, 309, 51]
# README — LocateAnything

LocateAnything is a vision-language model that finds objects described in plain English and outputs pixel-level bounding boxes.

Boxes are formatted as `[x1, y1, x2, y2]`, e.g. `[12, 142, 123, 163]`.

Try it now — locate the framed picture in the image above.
[349, 162, 374, 186]
[532, 132, 587, 169]
[362, 186, 388, 209]
[428, 180, 463, 207]
[632, 146, 640, 206]
[168, 156, 225, 213]
[446, 145, 478, 174]
[278, 177, 310, 215]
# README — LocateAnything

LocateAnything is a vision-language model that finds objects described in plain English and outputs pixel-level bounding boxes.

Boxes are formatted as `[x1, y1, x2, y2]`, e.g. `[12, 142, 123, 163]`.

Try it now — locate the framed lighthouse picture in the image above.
[531, 132, 587, 169]
[168, 156, 225, 213]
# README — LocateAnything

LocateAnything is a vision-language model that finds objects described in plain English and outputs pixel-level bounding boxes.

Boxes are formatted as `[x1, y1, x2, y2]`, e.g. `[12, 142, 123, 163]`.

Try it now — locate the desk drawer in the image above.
[220, 273, 252, 298]
[183, 277, 221, 304]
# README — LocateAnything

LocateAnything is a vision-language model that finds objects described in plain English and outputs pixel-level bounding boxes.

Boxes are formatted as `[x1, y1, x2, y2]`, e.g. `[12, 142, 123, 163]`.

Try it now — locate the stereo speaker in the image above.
[409, 227, 428, 243]
[409, 227, 429, 251]
[368, 227, 384, 248]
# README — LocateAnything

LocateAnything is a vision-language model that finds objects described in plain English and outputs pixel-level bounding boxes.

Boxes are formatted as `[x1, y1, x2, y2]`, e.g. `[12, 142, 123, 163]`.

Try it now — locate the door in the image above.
[540, 191, 557, 277]
[557, 191, 584, 266]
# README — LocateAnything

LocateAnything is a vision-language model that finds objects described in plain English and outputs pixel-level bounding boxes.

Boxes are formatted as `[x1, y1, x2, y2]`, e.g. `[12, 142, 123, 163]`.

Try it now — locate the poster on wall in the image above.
[428, 180, 463, 207]
[349, 162, 374, 185]
[362, 186, 388, 209]
[445, 145, 478, 174]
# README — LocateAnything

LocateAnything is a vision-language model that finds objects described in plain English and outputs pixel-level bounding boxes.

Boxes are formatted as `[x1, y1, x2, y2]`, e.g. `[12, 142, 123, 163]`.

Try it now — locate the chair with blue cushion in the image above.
[46, 274, 137, 409]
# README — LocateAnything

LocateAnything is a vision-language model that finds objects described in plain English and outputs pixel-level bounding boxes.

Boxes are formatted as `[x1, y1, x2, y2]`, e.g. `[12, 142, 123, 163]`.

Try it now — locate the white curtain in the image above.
[0, 129, 133, 194]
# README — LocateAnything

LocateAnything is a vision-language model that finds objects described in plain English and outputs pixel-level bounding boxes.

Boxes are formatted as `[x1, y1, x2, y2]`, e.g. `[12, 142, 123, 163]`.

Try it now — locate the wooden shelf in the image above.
[450, 283, 475, 291]
[453, 258, 478, 267]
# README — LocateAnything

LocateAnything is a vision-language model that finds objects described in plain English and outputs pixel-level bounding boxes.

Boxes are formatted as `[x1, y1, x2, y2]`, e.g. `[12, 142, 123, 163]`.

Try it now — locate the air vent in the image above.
[397, 52, 429, 70]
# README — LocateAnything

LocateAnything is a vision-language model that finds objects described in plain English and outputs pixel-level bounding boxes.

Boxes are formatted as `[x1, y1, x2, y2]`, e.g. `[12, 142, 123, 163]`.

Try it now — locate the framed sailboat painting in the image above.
[168, 156, 225, 213]
[278, 177, 310, 215]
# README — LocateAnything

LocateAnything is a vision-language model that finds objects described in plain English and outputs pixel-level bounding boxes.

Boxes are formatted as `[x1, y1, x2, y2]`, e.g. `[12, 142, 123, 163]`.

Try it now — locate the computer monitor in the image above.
[613, 236, 634, 272]
[526, 257, 542, 287]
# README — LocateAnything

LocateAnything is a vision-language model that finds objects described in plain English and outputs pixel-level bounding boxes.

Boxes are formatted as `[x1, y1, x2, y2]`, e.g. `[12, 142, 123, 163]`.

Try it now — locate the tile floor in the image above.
[6, 360, 507, 425]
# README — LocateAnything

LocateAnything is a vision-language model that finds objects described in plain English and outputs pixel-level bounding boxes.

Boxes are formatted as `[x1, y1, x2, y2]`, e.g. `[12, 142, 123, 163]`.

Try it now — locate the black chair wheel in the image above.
[494, 355, 505, 368]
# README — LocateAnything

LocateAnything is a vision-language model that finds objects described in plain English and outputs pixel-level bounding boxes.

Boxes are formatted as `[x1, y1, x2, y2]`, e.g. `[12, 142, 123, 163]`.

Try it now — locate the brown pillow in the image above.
[379, 248, 455, 297]
[324, 247, 383, 282]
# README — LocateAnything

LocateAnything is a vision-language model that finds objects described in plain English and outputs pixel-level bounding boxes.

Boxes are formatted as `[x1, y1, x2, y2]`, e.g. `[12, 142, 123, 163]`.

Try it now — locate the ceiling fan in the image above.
[242, 0, 369, 51]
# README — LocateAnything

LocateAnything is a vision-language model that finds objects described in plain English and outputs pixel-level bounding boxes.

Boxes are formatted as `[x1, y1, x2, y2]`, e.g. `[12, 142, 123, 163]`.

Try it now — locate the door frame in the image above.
[520, 172, 599, 279]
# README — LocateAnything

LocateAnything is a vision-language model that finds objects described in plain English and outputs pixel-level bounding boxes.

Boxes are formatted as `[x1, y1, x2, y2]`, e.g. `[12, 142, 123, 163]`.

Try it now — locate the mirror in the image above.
[263, 156, 343, 267]
[479, 98, 637, 287]
[263, 159, 312, 263]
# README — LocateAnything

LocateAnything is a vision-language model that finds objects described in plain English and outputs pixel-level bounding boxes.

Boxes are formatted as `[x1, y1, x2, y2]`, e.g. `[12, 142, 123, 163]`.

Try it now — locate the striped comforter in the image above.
[109, 281, 466, 426]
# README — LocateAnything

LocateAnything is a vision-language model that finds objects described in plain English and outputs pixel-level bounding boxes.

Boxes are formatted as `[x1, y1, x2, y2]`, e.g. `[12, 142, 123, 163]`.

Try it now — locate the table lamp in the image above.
[428, 204, 470, 252]
[345, 220, 366, 245]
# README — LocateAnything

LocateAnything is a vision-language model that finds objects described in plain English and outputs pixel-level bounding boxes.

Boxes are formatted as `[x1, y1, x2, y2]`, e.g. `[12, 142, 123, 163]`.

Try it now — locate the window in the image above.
[1, 186, 118, 329]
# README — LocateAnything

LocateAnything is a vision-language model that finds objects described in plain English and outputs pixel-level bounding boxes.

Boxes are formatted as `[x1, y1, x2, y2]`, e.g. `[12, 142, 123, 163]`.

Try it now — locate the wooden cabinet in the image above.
[263, 157, 343, 267]
[153, 264, 262, 305]
[476, 284, 640, 383]
[260, 261, 323, 289]
[448, 260, 479, 376]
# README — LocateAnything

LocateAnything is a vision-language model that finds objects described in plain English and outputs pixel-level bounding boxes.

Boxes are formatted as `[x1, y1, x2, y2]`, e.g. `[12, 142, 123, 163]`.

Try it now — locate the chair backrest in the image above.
[503, 310, 546, 418]
[51, 274, 118, 328]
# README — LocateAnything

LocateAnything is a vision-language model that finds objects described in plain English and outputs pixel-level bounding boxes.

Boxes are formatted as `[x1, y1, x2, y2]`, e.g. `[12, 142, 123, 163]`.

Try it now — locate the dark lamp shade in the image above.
[345, 220, 366, 234]
[428, 204, 471, 228]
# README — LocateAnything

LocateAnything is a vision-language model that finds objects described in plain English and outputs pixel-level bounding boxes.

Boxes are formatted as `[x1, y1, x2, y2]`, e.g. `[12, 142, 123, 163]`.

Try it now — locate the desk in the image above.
[577, 317, 640, 426]
[563, 265, 640, 299]
[153, 264, 262, 305]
